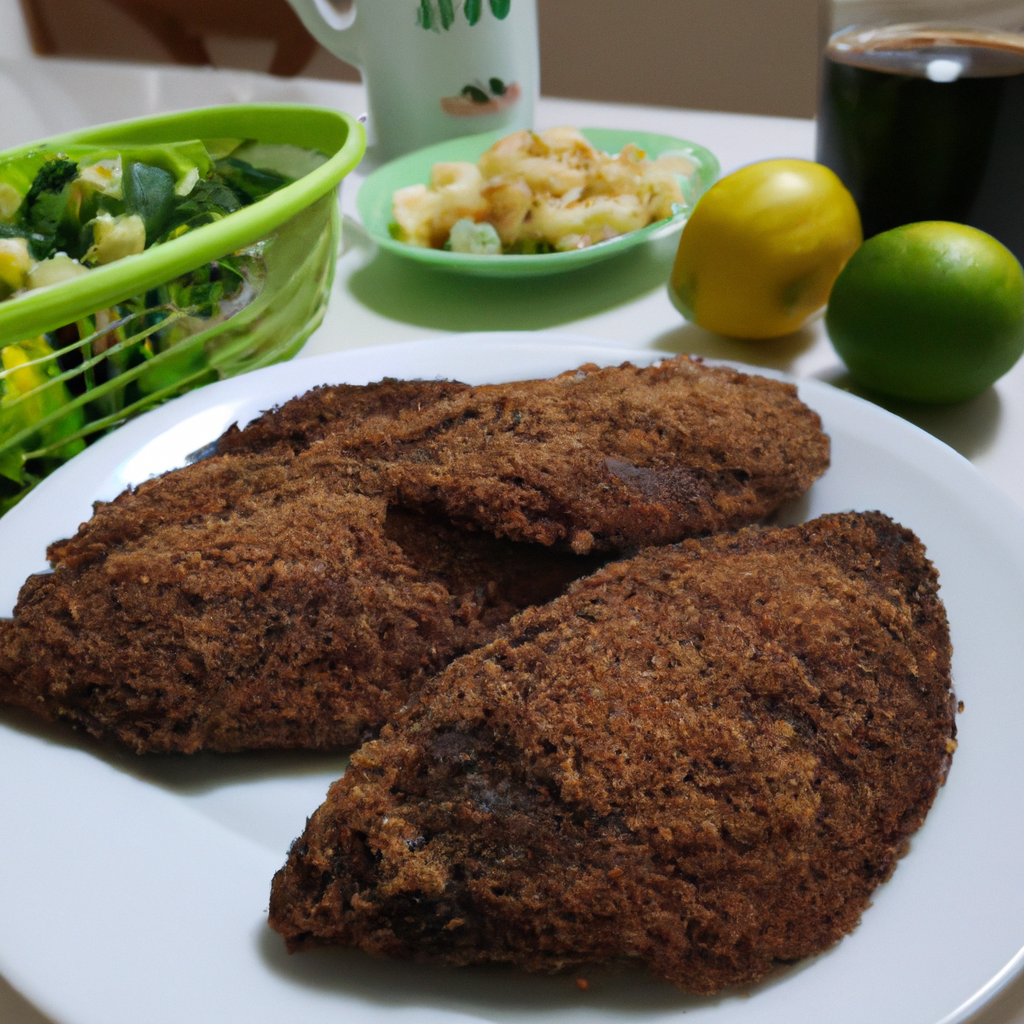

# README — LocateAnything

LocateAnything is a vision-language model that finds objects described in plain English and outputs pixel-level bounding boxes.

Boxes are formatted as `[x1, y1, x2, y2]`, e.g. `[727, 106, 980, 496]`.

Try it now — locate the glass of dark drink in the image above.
[816, 0, 1024, 261]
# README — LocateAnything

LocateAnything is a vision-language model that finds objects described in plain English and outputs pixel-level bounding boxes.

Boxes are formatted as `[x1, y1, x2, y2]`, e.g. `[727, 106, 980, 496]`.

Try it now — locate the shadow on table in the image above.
[346, 230, 680, 331]
[815, 369, 1002, 463]
[126, 747, 352, 794]
[0, 975, 57, 1024]
[256, 920, 825, 1018]
[651, 321, 1002, 463]
[0, 703, 350, 794]
[650, 321, 820, 370]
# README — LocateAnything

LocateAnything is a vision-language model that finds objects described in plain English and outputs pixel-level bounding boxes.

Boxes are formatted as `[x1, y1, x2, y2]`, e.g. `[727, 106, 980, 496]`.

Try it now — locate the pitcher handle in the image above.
[285, 0, 363, 69]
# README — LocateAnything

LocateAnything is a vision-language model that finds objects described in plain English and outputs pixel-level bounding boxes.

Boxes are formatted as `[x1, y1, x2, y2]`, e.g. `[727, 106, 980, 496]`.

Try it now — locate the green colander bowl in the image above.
[0, 103, 365, 512]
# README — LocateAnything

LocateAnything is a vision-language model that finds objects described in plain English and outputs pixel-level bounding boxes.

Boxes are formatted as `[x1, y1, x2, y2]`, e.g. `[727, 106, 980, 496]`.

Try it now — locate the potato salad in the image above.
[392, 127, 694, 254]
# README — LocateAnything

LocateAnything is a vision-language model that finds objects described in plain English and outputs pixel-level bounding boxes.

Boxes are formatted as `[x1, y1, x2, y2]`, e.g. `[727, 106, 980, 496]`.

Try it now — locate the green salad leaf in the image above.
[0, 136, 322, 514]
[123, 161, 176, 240]
[214, 157, 292, 204]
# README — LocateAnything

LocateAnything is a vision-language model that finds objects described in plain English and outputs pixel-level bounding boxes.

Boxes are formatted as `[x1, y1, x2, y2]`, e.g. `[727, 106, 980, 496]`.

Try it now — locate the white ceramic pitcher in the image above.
[285, 0, 539, 159]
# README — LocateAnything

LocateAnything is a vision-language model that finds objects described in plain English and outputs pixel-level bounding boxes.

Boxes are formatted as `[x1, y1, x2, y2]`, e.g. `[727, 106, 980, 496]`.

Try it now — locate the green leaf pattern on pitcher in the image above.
[417, 0, 509, 30]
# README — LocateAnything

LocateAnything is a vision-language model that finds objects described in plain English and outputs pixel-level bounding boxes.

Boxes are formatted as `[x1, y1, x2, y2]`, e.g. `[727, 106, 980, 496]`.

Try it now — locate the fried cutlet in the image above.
[269, 512, 956, 993]
[0, 356, 828, 754]
[0, 446, 605, 753]
[217, 355, 830, 553]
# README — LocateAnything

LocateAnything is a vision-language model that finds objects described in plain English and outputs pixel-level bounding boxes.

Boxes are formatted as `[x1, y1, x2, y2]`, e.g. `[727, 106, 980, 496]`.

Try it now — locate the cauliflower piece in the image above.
[448, 218, 502, 254]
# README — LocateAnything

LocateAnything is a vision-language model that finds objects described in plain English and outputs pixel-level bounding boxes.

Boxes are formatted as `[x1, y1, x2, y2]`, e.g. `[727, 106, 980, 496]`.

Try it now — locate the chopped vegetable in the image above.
[0, 238, 30, 293]
[215, 158, 291, 205]
[0, 335, 85, 505]
[158, 177, 242, 241]
[0, 138, 304, 295]
[23, 157, 79, 258]
[448, 218, 502, 254]
[123, 161, 175, 240]
[0, 137, 319, 513]
[0, 183, 22, 221]
[83, 212, 146, 266]
[75, 158, 123, 200]
[26, 253, 89, 291]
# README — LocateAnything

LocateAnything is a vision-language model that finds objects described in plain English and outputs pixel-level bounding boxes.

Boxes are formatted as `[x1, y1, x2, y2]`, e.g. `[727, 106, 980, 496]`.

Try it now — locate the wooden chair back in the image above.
[19, 0, 317, 76]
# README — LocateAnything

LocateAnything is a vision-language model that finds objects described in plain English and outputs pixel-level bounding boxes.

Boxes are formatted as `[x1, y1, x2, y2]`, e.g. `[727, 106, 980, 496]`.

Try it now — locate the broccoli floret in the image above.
[25, 157, 78, 206]
[22, 156, 80, 257]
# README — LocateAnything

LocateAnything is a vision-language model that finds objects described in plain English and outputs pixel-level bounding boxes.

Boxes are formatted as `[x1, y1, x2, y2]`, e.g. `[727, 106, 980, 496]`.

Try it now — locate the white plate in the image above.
[2, 333, 1024, 1024]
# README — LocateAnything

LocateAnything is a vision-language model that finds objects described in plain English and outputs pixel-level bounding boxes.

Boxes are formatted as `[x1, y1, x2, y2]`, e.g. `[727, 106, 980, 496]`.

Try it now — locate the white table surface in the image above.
[0, 55, 1021, 1024]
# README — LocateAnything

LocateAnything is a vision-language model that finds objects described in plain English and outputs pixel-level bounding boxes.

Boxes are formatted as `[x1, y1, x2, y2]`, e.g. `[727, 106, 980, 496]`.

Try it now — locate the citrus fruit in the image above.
[669, 159, 862, 339]
[826, 222, 1024, 404]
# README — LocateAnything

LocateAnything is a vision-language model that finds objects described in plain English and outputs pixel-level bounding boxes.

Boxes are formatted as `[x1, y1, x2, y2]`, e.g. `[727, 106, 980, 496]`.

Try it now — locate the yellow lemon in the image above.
[669, 159, 862, 339]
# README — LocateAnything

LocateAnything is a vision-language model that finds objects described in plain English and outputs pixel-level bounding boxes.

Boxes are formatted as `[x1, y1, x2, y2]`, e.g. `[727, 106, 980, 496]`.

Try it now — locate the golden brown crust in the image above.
[1, 357, 829, 754]
[0, 447, 603, 753]
[218, 356, 830, 553]
[269, 512, 955, 993]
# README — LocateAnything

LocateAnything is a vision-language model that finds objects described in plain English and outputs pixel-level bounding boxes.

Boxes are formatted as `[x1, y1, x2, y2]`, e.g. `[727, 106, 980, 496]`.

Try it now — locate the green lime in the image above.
[826, 222, 1024, 404]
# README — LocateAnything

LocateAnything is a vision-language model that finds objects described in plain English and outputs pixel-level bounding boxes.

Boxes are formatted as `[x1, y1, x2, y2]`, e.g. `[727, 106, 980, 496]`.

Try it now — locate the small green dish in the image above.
[356, 127, 719, 278]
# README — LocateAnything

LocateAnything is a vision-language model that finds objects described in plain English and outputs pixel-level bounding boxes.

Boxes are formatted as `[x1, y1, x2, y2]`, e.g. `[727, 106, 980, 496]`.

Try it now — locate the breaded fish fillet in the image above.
[218, 356, 830, 553]
[269, 512, 956, 993]
[0, 357, 827, 754]
[0, 447, 603, 753]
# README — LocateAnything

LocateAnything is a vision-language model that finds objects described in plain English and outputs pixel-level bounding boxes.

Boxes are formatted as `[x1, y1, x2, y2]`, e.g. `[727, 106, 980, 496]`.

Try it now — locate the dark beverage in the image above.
[816, 26, 1024, 260]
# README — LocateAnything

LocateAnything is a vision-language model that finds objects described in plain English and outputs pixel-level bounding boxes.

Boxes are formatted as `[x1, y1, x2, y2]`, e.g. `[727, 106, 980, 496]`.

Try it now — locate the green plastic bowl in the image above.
[0, 104, 365, 339]
[0, 103, 365, 512]
[357, 127, 719, 278]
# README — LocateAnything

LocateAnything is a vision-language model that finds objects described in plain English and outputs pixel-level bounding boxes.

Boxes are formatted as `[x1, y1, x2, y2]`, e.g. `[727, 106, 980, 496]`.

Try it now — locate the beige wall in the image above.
[538, 0, 819, 118]
[20, 0, 821, 119]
